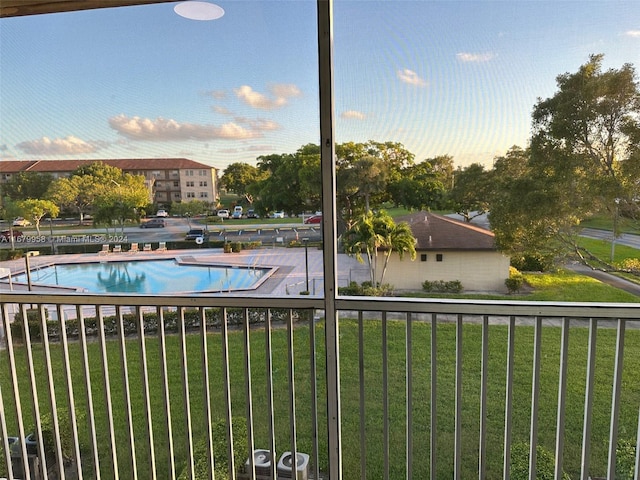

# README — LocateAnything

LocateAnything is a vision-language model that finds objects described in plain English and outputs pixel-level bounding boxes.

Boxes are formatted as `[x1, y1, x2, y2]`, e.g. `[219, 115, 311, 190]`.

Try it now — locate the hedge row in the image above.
[10, 307, 314, 343]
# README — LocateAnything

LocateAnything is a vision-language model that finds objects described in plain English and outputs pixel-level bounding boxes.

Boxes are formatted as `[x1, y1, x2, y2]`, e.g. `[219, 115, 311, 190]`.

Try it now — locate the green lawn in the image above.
[1, 318, 638, 479]
[581, 215, 640, 235]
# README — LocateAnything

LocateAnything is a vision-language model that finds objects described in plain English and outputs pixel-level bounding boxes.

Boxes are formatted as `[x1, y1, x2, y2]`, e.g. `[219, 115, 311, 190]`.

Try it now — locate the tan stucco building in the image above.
[0, 158, 218, 207]
[382, 211, 511, 293]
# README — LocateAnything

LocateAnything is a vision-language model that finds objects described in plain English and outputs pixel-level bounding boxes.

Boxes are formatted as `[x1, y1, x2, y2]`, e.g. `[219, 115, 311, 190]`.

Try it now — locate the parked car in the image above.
[246, 209, 259, 219]
[232, 210, 243, 219]
[185, 228, 209, 241]
[217, 209, 230, 219]
[140, 218, 166, 228]
[272, 211, 285, 219]
[0, 230, 23, 241]
[13, 217, 31, 227]
[304, 214, 322, 224]
[155, 209, 169, 217]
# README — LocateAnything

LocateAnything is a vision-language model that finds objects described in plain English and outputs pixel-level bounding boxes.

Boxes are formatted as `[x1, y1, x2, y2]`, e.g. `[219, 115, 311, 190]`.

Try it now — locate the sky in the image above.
[1, 0, 639, 172]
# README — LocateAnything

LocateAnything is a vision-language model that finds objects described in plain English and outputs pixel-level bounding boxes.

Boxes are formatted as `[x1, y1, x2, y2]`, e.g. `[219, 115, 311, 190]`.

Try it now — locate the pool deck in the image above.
[0, 246, 369, 297]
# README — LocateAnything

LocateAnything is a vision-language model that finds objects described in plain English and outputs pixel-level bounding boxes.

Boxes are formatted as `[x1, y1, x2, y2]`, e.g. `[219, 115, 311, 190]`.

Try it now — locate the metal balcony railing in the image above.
[0, 292, 638, 479]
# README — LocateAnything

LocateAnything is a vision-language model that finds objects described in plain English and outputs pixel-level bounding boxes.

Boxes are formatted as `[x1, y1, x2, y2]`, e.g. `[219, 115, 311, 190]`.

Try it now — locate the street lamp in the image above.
[610, 198, 621, 262]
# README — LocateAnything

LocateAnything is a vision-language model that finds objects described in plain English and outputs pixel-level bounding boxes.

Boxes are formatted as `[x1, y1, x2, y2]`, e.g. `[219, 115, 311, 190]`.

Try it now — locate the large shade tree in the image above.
[448, 163, 492, 222]
[490, 55, 640, 270]
[220, 162, 266, 205]
[2, 172, 53, 201]
[15, 198, 59, 235]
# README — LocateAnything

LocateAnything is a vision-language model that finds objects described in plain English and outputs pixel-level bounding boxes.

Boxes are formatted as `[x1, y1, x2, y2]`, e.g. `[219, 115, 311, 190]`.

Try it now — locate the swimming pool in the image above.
[8, 259, 272, 294]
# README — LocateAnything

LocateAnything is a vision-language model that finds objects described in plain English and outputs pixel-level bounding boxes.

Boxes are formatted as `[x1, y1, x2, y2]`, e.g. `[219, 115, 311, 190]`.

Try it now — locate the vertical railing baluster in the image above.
[0, 376, 11, 479]
[243, 308, 255, 480]
[22, 303, 48, 479]
[201, 307, 216, 478]
[554, 317, 570, 480]
[97, 305, 119, 477]
[57, 305, 83, 480]
[529, 316, 543, 480]
[580, 318, 597, 480]
[606, 318, 625, 480]
[454, 314, 463, 480]
[309, 309, 320, 480]
[179, 307, 195, 480]
[158, 307, 176, 479]
[286, 309, 298, 478]
[1, 302, 31, 480]
[265, 309, 277, 479]
[430, 313, 437, 480]
[115, 305, 137, 479]
[39, 303, 64, 479]
[382, 311, 389, 480]
[479, 315, 489, 480]
[137, 306, 157, 479]
[406, 312, 413, 480]
[358, 310, 366, 479]
[634, 405, 640, 480]
[503, 316, 516, 480]
[78, 304, 101, 479]
[221, 307, 236, 479]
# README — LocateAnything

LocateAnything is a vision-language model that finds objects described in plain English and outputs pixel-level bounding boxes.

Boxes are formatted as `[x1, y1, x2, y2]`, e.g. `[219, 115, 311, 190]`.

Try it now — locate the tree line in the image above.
[221, 54, 639, 271]
[2, 54, 638, 272]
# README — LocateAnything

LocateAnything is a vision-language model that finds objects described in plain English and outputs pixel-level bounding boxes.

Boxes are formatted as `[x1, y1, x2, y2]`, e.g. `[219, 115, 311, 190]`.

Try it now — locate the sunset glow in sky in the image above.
[1, 1, 639, 171]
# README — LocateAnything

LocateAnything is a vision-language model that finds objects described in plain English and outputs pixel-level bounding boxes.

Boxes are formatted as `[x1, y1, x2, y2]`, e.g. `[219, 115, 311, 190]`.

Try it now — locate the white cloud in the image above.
[234, 83, 302, 110]
[341, 110, 366, 120]
[238, 117, 280, 131]
[17, 135, 101, 155]
[456, 52, 496, 63]
[213, 105, 232, 115]
[397, 69, 427, 87]
[108, 114, 258, 141]
[624, 30, 640, 37]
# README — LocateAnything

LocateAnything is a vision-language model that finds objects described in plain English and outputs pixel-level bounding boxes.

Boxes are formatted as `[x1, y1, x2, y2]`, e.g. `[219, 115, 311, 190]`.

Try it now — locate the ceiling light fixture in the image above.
[174, 1, 224, 21]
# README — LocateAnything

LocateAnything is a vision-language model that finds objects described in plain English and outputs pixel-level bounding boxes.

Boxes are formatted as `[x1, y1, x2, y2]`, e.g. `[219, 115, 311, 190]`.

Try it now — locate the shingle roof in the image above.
[0, 158, 216, 173]
[395, 211, 496, 251]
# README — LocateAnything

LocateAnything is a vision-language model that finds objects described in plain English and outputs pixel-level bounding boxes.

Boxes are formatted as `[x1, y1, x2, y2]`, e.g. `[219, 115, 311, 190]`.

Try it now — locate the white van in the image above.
[232, 206, 243, 219]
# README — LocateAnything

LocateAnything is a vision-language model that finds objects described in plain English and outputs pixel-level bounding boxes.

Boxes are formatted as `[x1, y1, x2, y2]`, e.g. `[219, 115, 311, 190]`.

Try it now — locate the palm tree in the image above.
[343, 210, 416, 286]
[379, 220, 416, 285]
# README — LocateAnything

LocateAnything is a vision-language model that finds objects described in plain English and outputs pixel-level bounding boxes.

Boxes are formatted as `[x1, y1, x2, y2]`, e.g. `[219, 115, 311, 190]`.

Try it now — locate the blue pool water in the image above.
[10, 259, 270, 294]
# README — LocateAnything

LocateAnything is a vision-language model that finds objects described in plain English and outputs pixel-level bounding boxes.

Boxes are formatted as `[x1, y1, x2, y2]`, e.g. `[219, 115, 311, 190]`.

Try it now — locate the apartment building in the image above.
[0, 158, 218, 206]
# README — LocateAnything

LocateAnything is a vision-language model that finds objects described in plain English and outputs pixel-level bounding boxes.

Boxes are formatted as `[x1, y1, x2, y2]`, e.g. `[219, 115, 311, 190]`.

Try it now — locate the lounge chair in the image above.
[99, 244, 110, 255]
[157, 241, 167, 252]
[129, 243, 139, 253]
[112, 244, 122, 254]
[143, 243, 152, 252]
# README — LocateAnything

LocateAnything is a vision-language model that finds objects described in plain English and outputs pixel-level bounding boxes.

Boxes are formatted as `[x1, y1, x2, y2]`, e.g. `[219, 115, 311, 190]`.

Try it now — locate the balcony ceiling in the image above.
[0, 0, 175, 18]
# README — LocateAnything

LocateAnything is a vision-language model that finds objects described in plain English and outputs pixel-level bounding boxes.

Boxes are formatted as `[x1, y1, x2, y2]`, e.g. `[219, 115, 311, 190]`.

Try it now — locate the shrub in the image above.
[178, 417, 248, 480]
[505, 276, 524, 294]
[616, 439, 636, 480]
[617, 258, 640, 274]
[510, 442, 570, 480]
[0, 249, 25, 260]
[28, 409, 85, 464]
[511, 253, 553, 272]
[338, 281, 394, 296]
[505, 267, 525, 294]
[0, 442, 6, 478]
[422, 280, 463, 293]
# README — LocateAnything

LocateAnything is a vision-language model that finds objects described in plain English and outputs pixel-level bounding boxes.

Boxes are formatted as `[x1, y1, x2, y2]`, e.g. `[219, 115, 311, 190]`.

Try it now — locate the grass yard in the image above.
[577, 236, 640, 265]
[1, 318, 638, 479]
